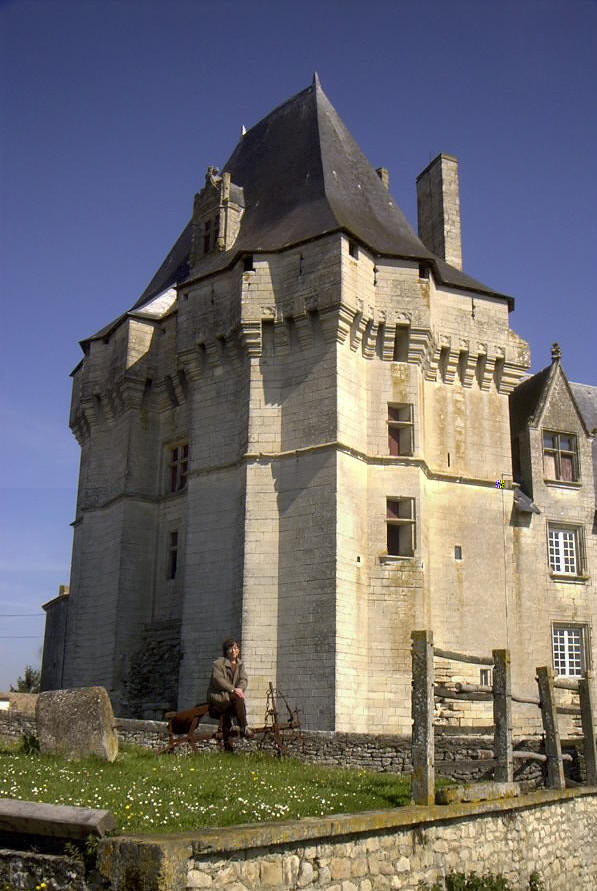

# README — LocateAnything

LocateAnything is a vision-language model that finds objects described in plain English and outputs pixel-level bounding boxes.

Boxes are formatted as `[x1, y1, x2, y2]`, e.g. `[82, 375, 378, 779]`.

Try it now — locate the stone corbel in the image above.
[477, 351, 495, 391]
[239, 321, 262, 358]
[499, 362, 526, 395]
[120, 378, 146, 411]
[335, 305, 354, 344]
[425, 347, 442, 381]
[350, 312, 369, 352]
[362, 320, 378, 359]
[381, 323, 395, 361]
[80, 396, 99, 428]
[443, 350, 460, 385]
[177, 349, 203, 382]
[294, 314, 313, 350]
[408, 328, 433, 370]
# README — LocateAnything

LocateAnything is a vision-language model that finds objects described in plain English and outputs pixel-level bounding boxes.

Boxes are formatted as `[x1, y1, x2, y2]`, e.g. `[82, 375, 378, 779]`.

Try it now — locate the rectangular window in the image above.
[388, 404, 414, 456]
[548, 524, 584, 576]
[169, 443, 189, 493]
[386, 498, 415, 557]
[167, 531, 178, 580]
[552, 624, 587, 677]
[543, 431, 578, 482]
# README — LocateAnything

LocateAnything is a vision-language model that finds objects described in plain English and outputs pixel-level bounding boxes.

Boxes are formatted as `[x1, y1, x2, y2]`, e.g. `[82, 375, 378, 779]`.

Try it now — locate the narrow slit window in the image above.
[168, 442, 189, 493]
[203, 219, 211, 254]
[167, 531, 178, 580]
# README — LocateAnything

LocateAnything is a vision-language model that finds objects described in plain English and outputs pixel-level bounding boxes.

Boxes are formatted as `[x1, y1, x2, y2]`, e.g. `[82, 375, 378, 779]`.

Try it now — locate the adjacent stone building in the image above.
[41, 77, 596, 732]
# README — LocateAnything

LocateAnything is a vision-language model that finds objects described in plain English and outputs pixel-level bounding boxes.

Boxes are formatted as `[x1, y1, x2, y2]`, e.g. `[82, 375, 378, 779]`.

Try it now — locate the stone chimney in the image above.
[416, 154, 462, 270]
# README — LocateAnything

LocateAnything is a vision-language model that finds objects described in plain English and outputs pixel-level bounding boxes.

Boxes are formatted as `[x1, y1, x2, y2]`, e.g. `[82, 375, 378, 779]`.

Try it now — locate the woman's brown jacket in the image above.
[206, 657, 248, 711]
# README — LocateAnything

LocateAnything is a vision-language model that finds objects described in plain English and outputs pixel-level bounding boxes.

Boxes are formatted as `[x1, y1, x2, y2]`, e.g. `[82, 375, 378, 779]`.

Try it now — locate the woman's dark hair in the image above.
[222, 638, 239, 656]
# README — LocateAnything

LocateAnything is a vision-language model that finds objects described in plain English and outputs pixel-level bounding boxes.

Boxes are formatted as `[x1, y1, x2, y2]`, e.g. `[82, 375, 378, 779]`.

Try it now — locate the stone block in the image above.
[187, 869, 213, 888]
[330, 857, 352, 879]
[282, 854, 300, 885]
[260, 860, 283, 887]
[36, 687, 118, 762]
[297, 861, 314, 887]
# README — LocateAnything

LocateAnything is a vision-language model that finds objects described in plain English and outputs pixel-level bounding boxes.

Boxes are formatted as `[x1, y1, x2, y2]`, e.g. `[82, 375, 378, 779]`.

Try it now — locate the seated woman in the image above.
[207, 638, 253, 751]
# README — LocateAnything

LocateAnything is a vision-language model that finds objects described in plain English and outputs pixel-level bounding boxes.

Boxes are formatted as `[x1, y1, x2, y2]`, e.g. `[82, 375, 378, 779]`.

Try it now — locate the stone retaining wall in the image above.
[99, 788, 597, 890]
[0, 847, 91, 890]
[2, 711, 576, 788]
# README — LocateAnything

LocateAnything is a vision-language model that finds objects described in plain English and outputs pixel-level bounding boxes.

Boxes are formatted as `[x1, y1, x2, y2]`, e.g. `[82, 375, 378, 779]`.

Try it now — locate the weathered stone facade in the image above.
[41, 77, 596, 734]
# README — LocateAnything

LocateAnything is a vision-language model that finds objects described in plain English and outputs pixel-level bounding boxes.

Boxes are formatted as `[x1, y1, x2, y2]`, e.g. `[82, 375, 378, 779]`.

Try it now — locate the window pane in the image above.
[399, 427, 413, 456]
[543, 452, 556, 478]
[560, 454, 574, 481]
[388, 428, 400, 456]
[559, 435, 573, 451]
[553, 627, 584, 676]
[543, 433, 556, 449]
[387, 524, 401, 556]
[387, 499, 401, 520]
[549, 527, 578, 575]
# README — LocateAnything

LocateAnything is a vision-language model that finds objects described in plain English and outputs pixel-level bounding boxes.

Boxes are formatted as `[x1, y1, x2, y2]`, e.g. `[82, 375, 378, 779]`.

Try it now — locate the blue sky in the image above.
[1, 0, 595, 690]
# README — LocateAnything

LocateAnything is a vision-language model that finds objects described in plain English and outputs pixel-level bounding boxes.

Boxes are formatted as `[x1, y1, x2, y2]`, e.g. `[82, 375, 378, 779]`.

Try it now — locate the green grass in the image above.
[0, 741, 421, 835]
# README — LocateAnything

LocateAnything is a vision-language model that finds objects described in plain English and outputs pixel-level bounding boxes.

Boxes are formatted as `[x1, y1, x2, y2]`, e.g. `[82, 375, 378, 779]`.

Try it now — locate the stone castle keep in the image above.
[41, 77, 597, 732]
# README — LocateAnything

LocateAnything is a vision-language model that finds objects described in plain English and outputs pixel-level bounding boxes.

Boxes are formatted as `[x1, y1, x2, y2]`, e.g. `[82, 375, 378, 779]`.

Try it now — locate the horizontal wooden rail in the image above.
[556, 706, 581, 716]
[434, 685, 492, 702]
[434, 646, 494, 666]
[553, 678, 580, 691]
[456, 682, 541, 707]
[456, 683, 492, 694]
[513, 751, 572, 763]
[511, 693, 541, 706]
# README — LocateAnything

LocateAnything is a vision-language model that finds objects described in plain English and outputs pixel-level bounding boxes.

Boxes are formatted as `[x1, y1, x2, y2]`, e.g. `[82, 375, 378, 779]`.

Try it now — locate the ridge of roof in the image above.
[82, 79, 513, 347]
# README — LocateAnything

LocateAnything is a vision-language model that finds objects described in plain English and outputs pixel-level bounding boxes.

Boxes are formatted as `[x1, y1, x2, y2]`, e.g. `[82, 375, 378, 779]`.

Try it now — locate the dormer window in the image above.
[543, 431, 578, 482]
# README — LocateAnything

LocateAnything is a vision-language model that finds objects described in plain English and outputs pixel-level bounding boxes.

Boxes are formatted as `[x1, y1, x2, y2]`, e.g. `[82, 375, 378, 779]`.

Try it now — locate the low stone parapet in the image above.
[97, 787, 597, 890]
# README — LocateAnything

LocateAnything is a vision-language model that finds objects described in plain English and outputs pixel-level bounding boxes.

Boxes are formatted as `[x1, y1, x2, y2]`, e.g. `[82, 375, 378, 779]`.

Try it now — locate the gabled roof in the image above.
[83, 76, 513, 347]
[509, 359, 593, 438]
[509, 365, 552, 437]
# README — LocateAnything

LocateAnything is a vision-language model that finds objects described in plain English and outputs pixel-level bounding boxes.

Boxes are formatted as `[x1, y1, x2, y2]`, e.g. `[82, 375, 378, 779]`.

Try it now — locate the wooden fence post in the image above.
[411, 630, 435, 806]
[579, 670, 597, 786]
[536, 666, 566, 790]
[493, 649, 513, 782]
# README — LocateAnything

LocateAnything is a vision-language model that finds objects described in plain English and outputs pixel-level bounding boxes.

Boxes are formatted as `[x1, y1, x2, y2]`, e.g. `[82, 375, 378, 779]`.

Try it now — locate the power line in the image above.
[0, 614, 43, 618]
[0, 636, 42, 639]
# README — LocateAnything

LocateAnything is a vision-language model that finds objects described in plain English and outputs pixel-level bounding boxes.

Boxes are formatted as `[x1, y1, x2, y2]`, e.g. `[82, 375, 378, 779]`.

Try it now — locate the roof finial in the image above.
[312, 71, 321, 88]
[551, 342, 561, 363]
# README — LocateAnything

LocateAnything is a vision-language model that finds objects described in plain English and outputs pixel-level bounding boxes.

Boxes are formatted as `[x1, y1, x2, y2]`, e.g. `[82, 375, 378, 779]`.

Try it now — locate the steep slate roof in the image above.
[570, 381, 597, 500]
[84, 76, 512, 346]
[509, 365, 552, 437]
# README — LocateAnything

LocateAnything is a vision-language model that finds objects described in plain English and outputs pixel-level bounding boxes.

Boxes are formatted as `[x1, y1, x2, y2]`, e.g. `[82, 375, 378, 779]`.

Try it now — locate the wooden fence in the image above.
[411, 630, 597, 805]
